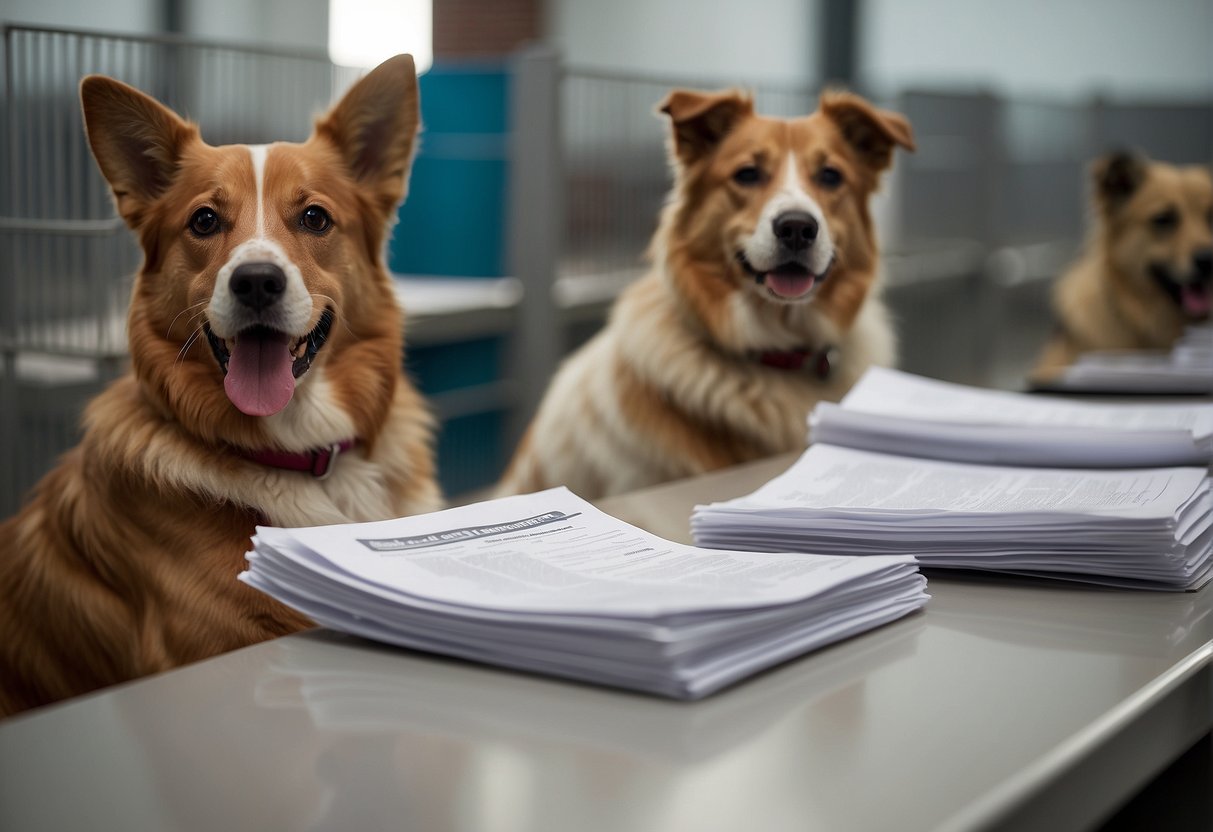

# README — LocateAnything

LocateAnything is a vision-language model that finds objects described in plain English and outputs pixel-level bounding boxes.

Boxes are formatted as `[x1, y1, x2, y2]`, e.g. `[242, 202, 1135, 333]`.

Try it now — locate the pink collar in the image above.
[242, 439, 357, 479]
[757, 345, 838, 379]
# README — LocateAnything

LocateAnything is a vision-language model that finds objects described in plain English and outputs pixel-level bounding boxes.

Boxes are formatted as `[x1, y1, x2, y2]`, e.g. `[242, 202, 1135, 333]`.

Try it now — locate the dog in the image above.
[1036, 151, 1213, 372]
[0, 55, 441, 717]
[499, 88, 913, 500]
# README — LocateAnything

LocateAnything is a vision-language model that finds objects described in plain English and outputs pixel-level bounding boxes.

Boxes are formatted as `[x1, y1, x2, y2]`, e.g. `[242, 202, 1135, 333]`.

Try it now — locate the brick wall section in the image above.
[432, 0, 541, 58]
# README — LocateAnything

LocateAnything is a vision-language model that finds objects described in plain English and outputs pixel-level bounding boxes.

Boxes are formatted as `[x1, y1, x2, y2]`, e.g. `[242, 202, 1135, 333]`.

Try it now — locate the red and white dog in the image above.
[0, 55, 440, 717]
[500, 88, 913, 499]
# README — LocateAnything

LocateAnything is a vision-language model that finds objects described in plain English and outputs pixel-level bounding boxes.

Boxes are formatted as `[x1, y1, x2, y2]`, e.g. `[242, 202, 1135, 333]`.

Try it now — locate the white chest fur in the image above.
[257, 370, 395, 524]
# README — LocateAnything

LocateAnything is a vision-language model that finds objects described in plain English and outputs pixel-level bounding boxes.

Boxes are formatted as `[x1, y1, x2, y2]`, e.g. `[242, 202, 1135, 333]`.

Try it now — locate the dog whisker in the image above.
[179, 310, 209, 338]
[176, 325, 205, 366]
[167, 301, 210, 338]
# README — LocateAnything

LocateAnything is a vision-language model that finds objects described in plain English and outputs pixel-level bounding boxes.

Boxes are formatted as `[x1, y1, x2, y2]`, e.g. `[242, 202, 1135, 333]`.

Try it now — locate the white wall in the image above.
[546, 0, 822, 85]
[546, 0, 1213, 98]
[860, 0, 1213, 99]
[2, 0, 161, 32]
[181, 0, 328, 52]
[1, 0, 328, 51]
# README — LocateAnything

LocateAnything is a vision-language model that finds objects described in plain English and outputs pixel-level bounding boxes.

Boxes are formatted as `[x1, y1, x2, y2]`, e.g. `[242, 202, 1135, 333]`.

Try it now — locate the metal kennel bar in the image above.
[5, 25, 1209, 511]
[1, 24, 361, 358]
[0, 24, 362, 513]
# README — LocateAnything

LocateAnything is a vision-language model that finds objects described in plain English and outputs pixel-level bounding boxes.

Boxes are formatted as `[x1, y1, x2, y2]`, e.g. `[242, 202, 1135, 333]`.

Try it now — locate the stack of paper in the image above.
[241, 488, 927, 700]
[809, 367, 1213, 467]
[1033, 325, 1213, 394]
[692, 445, 1213, 591]
[1174, 325, 1213, 367]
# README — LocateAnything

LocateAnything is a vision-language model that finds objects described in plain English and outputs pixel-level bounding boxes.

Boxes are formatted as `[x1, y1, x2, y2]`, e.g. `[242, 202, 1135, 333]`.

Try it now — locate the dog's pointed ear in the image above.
[658, 89, 753, 166]
[820, 91, 915, 171]
[1092, 151, 1147, 212]
[80, 75, 199, 226]
[314, 54, 420, 214]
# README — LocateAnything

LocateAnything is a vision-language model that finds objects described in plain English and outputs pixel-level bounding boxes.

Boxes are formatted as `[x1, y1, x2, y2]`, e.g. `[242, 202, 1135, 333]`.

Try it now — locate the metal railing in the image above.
[1, 24, 361, 358]
[0, 25, 363, 512]
[4, 26, 1211, 510]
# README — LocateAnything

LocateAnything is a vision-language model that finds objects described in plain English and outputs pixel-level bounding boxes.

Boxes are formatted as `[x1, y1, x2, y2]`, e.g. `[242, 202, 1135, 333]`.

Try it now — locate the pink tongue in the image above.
[224, 330, 296, 416]
[1182, 283, 1211, 319]
[765, 271, 816, 299]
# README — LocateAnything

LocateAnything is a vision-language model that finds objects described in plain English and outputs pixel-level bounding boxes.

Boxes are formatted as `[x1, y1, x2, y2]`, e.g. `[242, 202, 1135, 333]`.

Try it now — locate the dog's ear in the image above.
[820, 91, 915, 171]
[314, 54, 420, 215]
[80, 76, 199, 227]
[659, 89, 753, 166]
[1092, 151, 1147, 212]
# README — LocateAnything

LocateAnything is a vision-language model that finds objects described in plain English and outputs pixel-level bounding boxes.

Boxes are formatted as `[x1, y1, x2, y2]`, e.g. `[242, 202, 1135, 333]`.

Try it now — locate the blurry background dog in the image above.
[0, 55, 440, 717]
[499, 88, 913, 500]
[1036, 151, 1213, 372]
[5, 7, 1211, 512]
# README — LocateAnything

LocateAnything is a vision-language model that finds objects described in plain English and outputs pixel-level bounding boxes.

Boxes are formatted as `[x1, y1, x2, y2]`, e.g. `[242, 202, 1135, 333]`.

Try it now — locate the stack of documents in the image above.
[692, 445, 1213, 591]
[809, 367, 1213, 467]
[241, 488, 927, 699]
[1033, 326, 1213, 394]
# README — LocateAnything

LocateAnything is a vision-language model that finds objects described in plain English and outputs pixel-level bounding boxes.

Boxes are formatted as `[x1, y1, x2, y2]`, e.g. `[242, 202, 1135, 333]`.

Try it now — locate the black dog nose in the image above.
[230, 262, 287, 311]
[1194, 249, 1213, 281]
[773, 211, 819, 251]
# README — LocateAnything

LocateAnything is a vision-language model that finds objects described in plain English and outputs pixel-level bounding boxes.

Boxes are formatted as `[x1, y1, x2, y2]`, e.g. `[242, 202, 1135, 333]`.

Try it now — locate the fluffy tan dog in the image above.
[1037, 151, 1213, 372]
[0, 55, 441, 717]
[500, 88, 913, 500]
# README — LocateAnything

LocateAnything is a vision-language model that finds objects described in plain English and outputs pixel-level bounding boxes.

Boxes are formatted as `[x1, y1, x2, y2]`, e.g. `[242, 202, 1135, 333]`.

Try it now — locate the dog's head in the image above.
[80, 55, 419, 422]
[657, 88, 913, 321]
[1092, 151, 1213, 321]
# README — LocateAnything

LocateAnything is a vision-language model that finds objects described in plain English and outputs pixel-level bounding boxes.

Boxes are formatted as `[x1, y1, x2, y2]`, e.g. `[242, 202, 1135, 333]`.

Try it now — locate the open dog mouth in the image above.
[1150, 265, 1212, 321]
[737, 253, 832, 300]
[203, 308, 335, 417]
[1182, 283, 1213, 320]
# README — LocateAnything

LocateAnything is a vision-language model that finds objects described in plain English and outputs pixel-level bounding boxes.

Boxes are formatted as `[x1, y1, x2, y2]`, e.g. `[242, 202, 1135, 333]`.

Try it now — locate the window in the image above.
[329, 0, 433, 72]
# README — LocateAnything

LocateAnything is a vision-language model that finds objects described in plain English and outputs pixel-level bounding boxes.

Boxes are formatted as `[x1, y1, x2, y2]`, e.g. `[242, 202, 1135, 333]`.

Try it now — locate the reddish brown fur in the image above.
[658, 91, 906, 351]
[499, 88, 913, 500]
[0, 56, 440, 718]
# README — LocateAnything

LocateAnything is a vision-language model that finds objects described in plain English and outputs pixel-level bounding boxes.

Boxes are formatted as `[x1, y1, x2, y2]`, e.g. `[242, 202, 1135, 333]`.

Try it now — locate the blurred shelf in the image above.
[395, 275, 523, 346]
[554, 267, 645, 325]
[882, 239, 987, 286]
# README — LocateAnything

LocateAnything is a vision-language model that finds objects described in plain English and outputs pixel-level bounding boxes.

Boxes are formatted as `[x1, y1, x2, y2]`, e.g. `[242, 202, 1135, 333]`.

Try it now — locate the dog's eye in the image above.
[300, 205, 333, 234]
[188, 207, 220, 237]
[1151, 207, 1180, 232]
[816, 166, 844, 189]
[732, 166, 764, 186]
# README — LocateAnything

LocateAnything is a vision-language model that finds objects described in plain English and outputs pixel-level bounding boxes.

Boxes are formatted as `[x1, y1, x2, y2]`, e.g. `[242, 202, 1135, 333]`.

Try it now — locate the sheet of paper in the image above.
[251, 488, 916, 617]
[838, 367, 1213, 436]
[243, 488, 929, 698]
[693, 446, 1212, 590]
[736, 445, 1207, 519]
[1050, 325, 1213, 391]
[1059, 353, 1213, 393]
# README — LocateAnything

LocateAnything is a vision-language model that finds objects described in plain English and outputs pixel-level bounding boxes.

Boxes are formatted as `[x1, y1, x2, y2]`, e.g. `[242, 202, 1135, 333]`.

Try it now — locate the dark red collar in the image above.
[757, 345, 838, 379]
[242, 439, 357, 479]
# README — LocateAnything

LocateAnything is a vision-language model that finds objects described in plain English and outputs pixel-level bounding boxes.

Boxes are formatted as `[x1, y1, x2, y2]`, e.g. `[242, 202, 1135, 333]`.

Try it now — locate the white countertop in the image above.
[1, 454, 1210, 832]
